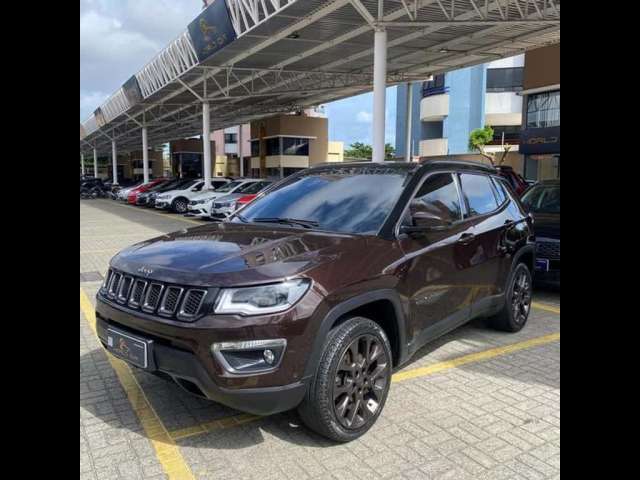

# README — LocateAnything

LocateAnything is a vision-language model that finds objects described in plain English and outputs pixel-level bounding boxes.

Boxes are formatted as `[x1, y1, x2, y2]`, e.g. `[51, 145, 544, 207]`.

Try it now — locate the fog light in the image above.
[211, 339, 286, 375]
[263, 349, 275, 365]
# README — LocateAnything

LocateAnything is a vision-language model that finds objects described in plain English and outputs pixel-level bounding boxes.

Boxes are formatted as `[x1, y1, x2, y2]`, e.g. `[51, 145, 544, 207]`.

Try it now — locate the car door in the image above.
[185, 181, 204, 199]
[395, 172, 476, 353]
[456, 172, 508, 314]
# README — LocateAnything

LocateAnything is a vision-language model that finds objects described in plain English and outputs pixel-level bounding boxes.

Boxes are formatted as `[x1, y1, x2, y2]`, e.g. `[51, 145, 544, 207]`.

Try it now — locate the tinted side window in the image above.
[491, 177, 508, 205]
[406, 173, 462, 224]
[460, 173, 499, 217]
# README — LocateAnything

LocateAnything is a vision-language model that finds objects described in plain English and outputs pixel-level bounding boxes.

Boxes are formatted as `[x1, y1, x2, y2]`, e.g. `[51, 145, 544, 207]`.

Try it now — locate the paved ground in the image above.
[80, 199, 560, 480]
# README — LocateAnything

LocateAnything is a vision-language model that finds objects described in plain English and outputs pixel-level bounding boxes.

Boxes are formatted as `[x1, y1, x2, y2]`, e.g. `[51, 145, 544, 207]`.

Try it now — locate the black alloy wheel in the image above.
[332, 334, 389, 429]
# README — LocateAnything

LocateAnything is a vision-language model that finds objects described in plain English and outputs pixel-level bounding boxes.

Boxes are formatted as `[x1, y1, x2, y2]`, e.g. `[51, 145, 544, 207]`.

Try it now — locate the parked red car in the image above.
[495, 166, 528, 196]
[127, 178, 168, 204]
[234, 194, 257, 210]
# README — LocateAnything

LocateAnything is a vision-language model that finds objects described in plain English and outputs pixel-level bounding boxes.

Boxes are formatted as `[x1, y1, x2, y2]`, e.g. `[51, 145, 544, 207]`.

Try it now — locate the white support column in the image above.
[111, 140, 118, 185]
[372, 26, 387, 163]
[202, 102, 212, 189]
[238, 124, 244, 177]
[81, 153, 85, 176]
[404, 82, 413, 162]
[142, 126, 149, 183]
[93, 148, 98, 178]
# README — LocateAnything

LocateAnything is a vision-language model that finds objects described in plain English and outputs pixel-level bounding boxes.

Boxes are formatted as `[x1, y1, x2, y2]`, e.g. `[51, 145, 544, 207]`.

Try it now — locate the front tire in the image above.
[172, 198, 188, 213]
[298, 317, 392, 442]
[488, 262, 532, 332]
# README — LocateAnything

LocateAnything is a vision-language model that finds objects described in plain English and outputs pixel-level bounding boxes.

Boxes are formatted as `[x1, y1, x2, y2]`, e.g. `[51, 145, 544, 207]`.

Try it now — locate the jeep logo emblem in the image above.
[137, 266, 154, 277]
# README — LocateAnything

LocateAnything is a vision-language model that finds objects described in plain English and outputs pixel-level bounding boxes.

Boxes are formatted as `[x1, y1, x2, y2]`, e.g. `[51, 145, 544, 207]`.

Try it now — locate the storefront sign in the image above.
[94, 107, 106, 127]
[123, 76, 143, 106]
[520, 126, 560, 155]
[188, 0, 237, 62]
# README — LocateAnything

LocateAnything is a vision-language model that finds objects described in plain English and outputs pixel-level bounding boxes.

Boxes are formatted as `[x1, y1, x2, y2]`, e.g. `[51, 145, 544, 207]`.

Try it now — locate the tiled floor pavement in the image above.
[80, 199, 560, 480]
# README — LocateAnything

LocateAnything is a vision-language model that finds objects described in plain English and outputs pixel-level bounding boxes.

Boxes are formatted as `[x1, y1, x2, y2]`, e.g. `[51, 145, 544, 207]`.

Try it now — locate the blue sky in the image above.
[80, 0, 398, 149]
[325, 88, 397, 148]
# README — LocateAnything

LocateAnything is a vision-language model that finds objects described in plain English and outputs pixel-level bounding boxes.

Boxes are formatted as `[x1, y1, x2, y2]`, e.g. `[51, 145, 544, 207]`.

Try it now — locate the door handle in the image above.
[457, 232, 475, 245]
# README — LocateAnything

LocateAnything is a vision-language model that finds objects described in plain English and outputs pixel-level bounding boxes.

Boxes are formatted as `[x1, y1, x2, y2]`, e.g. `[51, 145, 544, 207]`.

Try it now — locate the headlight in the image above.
[214, 279, 310, 315]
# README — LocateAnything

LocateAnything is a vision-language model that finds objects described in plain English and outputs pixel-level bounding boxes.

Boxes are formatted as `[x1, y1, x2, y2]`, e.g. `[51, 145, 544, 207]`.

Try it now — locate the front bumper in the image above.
[155, 200, 170, 209]
[210, 207, 233, 219]
[94, 296, 317, 415]
[95, 315, 306, 415]
[186, 204, 210, 217]
[534, 257, 560, 287]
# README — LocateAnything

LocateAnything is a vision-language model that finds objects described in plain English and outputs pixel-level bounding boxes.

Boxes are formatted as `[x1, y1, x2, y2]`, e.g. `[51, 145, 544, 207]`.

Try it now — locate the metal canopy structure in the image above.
[80, 0, 559, 170]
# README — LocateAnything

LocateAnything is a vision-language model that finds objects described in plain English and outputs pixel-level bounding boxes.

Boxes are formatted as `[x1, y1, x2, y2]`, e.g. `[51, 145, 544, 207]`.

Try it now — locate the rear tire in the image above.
[487, 262, 532, 332]
[298, 317, 392, 442]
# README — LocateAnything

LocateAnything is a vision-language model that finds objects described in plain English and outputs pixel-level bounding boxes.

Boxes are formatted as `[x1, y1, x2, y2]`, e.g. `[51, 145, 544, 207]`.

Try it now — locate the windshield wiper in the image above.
[252, 217, 319, 229]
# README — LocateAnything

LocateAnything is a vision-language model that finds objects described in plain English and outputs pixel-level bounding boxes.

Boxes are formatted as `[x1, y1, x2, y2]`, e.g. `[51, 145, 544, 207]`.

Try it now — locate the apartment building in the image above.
[249, 113, 343, 179]
[396, 54, 525, 169]
[519, 44, 560, 181]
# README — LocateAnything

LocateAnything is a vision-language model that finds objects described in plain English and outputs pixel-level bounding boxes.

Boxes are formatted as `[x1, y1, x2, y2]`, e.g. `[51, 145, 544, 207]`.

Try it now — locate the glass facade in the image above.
[486, 67, 524, 92]
[526, 90, 560, 128]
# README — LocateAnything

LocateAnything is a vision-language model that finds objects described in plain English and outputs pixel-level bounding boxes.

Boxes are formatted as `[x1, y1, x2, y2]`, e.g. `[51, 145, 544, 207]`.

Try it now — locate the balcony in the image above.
[485, 92, 522, 126]
[419, 138, 448, 157]
[420, 94, 449, 122]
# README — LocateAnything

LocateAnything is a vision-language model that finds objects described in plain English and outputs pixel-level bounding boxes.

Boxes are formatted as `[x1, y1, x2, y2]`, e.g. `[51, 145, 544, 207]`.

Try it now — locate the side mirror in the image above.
[399, 210, 451, 235]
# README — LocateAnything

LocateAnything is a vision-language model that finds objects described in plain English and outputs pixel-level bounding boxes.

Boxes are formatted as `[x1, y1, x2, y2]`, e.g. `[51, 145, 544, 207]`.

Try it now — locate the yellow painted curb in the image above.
[80, 288, 195, 480]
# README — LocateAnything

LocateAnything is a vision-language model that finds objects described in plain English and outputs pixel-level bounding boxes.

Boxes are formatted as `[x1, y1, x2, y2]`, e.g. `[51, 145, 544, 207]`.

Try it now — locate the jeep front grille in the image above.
[99, 268, 213, 321]
[536, 239, 560, 259]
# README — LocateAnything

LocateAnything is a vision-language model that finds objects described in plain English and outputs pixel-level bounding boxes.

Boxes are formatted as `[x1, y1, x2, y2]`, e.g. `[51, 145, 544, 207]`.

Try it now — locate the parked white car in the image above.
[186, 179, 268, 218]
[155, 178, 230, 213]
[209, 180, 272, 219]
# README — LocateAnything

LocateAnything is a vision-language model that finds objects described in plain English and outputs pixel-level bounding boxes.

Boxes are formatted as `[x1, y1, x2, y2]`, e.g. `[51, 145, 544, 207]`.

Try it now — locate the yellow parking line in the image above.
[532, 302, 560, 314]
[392, 332, 560, 383]
[111, 202, 204, 225]
[80, 288, 194, 480]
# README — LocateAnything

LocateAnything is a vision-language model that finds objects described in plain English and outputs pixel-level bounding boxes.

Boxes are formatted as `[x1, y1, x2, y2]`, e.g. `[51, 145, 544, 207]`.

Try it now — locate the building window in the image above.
[526, 90, 560, 128]
[282, 137, 309, 156]
[266, 137, 281, 156]
[490, 125, 521, 144]
[250, 140, 259, 157]
[224, 133, 237, 144]
[422, 74, 447, 97]
[486, 67, 524, 92]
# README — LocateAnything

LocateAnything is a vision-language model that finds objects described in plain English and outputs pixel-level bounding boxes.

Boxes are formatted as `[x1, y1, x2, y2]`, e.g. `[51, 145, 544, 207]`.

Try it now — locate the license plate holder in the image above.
[106, 328, 153, 369]
[535, 258, 549, 272]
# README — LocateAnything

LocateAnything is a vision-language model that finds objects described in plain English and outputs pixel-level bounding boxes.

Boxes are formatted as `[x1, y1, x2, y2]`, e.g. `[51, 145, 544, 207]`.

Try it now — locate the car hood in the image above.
[110, 223, 375, 287]
[532, 212, 560, 239]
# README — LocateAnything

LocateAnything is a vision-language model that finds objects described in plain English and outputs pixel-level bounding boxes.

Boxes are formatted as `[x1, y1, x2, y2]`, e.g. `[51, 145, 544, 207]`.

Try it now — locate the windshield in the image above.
[237, 181, 270, 194]
[216, 180, 244, 193]
[148, 180, 172, 192]
[231, 167, 411, 234]
[521, 184, 560, 214]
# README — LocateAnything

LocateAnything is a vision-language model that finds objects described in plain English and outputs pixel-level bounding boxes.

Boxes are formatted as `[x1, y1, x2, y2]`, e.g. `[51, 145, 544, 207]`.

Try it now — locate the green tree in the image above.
[344, 142, 396, 160]
[385, 143, 395, 160]
[344, 142, 372, 159]
[468, 125, 511, 166]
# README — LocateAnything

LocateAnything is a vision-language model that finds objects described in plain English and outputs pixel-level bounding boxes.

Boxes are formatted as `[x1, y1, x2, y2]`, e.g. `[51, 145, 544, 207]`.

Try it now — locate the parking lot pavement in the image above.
[80, 199, 560, 480]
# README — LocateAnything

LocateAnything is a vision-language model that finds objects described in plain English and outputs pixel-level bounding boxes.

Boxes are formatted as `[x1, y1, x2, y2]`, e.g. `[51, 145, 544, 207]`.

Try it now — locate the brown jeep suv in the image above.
[96, 160, 535, 442]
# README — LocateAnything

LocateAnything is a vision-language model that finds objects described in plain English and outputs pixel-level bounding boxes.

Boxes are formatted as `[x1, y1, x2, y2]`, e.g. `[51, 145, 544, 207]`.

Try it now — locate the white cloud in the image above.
[356, 111, 373, 123]
[80, 91, 110, 121]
